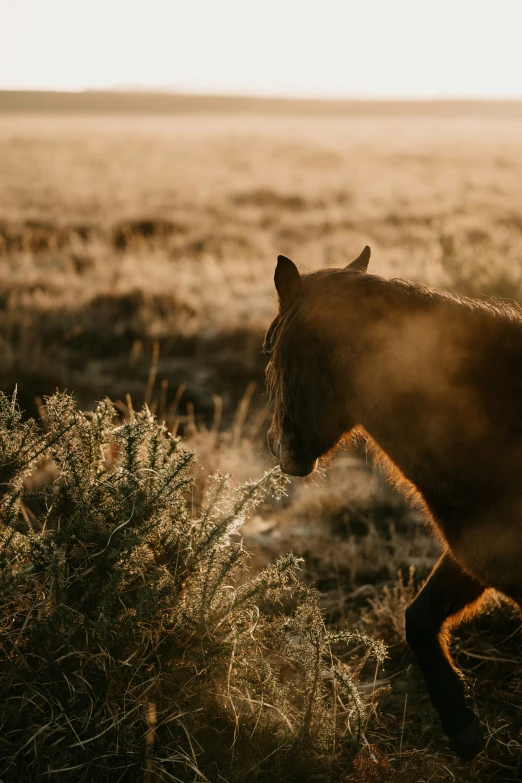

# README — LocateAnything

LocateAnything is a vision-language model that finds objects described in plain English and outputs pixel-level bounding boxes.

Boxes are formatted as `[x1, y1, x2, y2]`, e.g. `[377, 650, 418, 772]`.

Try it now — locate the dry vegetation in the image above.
[1, 95, 522, 781]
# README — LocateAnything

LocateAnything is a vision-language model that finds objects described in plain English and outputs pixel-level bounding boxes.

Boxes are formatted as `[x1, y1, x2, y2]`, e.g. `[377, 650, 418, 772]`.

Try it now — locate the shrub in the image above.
[0, 391, 385, 783]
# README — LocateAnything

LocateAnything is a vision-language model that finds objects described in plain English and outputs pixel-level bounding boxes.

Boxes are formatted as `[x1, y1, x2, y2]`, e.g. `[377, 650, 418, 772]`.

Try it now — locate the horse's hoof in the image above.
[449, 713, 484, 762]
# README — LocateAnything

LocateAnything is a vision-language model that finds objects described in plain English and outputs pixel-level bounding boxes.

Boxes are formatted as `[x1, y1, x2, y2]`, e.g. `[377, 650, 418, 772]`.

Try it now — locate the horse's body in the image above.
[264, 248, 522, 761]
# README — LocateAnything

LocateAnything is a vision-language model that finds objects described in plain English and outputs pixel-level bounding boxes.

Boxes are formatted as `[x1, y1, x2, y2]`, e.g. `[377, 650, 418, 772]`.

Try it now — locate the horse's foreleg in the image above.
[405, 551, 485, 761]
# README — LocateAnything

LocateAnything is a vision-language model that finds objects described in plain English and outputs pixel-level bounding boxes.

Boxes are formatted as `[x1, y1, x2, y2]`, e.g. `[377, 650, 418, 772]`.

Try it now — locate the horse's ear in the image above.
[275, 255, 302, 309]
[346, 245, 371, 273]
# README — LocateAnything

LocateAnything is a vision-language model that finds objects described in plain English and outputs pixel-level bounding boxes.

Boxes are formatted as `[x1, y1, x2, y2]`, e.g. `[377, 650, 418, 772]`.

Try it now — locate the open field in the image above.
[1, 93, 522, 780]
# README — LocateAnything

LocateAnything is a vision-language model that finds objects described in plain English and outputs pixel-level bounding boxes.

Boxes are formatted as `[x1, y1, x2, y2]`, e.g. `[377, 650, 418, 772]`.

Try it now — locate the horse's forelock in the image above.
[266, 301, 330, 437]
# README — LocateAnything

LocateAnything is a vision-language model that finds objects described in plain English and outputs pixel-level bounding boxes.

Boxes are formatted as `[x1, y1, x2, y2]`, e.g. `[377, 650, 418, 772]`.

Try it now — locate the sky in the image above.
[1, 0, 522, 99]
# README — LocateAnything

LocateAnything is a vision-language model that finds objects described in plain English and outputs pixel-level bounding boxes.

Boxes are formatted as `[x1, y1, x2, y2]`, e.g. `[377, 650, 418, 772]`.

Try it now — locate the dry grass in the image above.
[2, 96, 522, 780]
[3, 108, 522, 413]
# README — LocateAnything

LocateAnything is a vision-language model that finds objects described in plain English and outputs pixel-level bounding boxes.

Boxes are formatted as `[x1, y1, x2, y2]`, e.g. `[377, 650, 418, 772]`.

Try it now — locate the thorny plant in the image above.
[0, 391, 386, 783]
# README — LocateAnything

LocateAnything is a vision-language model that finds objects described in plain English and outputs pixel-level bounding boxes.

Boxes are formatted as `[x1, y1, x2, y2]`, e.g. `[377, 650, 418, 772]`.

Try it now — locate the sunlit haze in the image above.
[1, 0, 522, 98]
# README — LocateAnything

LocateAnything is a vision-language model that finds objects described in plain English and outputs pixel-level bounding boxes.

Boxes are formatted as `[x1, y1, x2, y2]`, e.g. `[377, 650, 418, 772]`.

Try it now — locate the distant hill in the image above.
[1, 90, 522, 117]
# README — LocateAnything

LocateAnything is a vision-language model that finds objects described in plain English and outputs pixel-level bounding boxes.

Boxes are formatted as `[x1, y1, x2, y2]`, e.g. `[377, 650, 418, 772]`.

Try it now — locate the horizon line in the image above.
[1, 87, 522, 103]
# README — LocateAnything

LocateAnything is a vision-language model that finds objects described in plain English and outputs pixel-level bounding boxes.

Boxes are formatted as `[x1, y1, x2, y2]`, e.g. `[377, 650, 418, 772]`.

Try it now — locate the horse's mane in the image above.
[387, 276, 522, 323]
[298, 268, 522, 324]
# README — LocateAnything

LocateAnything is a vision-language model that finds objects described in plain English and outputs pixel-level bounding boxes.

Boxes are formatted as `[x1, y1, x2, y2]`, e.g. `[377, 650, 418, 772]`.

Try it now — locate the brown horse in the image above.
[264, 247, 522, 761]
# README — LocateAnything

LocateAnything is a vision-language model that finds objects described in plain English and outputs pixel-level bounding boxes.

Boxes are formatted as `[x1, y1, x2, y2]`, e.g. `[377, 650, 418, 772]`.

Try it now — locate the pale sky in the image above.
[1, 0, 522, 99]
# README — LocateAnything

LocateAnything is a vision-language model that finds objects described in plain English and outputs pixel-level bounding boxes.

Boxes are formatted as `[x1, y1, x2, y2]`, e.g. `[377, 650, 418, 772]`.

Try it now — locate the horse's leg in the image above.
[405, 551, 486, 761]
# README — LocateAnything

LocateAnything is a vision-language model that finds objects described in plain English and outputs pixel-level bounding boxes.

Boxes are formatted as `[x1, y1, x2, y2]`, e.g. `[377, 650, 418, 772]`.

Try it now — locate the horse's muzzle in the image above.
[267, 432, 316, 476]
[279, 456, 317, 477]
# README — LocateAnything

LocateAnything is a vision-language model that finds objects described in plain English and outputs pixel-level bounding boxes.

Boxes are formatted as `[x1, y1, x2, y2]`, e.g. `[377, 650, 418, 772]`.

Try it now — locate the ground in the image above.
[1, 93, 522, 780]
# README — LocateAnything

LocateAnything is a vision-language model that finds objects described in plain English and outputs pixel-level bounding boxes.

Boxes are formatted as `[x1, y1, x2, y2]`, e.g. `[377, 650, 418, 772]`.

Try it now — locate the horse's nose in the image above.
[267, 430, 280, 459]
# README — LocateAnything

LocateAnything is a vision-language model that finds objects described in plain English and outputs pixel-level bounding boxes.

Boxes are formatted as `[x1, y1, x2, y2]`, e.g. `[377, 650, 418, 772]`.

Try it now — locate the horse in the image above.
[264, 247, 522, 762]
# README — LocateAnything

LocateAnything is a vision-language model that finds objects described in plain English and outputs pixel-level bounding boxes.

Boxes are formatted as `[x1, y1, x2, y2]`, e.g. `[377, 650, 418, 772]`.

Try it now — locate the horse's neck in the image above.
[347, 309, 460, 484]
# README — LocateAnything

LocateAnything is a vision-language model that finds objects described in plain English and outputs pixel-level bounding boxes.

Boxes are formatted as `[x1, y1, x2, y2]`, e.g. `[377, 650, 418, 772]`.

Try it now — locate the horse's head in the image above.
[264, 247, 371, 476]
